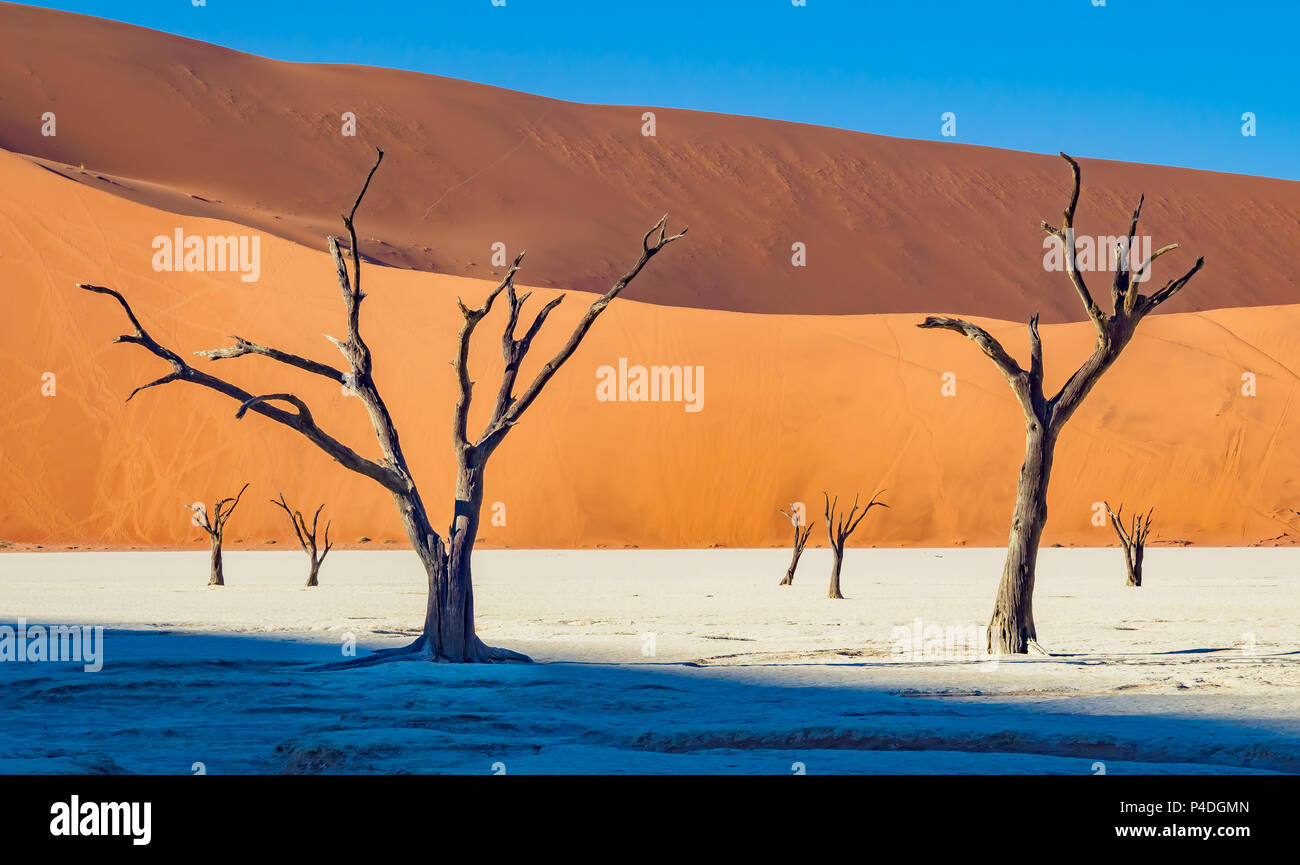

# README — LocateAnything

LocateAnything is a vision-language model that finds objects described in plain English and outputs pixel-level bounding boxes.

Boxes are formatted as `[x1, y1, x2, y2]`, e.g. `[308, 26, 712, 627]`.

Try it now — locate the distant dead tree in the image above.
[778, 505, 814, 586]
[823, 490, 888, 599]
[1105, 502, 1153, 587]
[919, 152, 1203, 653]
[187, 483, 249, 587]
[78, 148, 685, 663]
[271, 493, 333, 587]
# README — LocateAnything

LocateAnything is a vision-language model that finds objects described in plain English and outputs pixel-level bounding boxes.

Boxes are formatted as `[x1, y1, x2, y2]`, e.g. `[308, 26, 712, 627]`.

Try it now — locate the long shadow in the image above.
[0, 627, 1295, 775]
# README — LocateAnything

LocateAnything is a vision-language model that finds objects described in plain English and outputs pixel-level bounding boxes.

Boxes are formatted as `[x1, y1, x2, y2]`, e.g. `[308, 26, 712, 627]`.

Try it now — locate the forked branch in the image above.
[1105, 501, 1154, 587]
[1039, 152, 1105, 333]
[79, 148, 410, 497]
[779, 506, 815, 586]
[187, 482, 250, 537]
[824, 489, 888, 550]
[920, 152, 1205, 432]
[271, 492, 333, 584]
[454, 214, 689, 460]
[79, 283, 402, 493]
[917, 315, 1035, 417]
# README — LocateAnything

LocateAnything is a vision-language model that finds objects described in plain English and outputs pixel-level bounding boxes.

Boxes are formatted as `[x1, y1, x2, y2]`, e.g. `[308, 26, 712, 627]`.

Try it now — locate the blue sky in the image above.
[27, 0, 1300, 180]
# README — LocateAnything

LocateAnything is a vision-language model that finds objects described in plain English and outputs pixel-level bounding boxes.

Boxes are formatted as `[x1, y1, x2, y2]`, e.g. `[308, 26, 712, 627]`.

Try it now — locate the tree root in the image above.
[305, 635, 533, 670]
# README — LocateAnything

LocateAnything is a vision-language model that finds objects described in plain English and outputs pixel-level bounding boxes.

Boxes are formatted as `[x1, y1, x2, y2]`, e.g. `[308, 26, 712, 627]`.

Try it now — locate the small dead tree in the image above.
[187, 483, 249, 587]
[1105, 502, 1153, 587]
[778, 505, 814, 586]
[823, 490, 888, 599]
[271, 493, 333, 587]
[919, 152, 1203, 653]
[78, 148, 685, 663]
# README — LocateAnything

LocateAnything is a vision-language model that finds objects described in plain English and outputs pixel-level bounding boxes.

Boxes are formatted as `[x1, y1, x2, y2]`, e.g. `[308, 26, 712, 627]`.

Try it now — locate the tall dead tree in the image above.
[1105, 502, 1153, 587]
[823, 490, 887, 599]
[78, 148, 686, 663]
[271, 493, 333, 587]
[778, 505, 814, 586]
[187, 483, 249, 587]
[919, 152, 1203, 653]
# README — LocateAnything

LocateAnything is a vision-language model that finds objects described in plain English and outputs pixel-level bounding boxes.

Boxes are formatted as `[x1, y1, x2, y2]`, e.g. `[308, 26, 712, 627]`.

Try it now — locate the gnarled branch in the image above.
[472, 215, 689, 455]
[1040, 152, 1105, 333]
[824, 489, 888, 550]
[196, 337, 346, 384]
[77, 281, 402, 496]
[918, 315, 1034, 416]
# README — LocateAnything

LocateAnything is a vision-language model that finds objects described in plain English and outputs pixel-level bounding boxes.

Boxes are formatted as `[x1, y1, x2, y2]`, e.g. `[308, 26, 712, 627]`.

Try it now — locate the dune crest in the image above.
[1, 2, 1299, 321]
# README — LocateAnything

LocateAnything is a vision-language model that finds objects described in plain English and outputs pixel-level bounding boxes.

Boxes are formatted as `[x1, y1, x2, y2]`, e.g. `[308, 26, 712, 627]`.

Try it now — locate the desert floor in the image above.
[0, 548, 1296, 774]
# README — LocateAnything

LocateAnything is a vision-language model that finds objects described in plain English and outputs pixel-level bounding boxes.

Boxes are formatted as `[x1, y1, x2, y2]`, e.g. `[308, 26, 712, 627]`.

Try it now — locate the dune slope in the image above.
[1, 2, 1299, 321]
[2, 150, 1298, 549]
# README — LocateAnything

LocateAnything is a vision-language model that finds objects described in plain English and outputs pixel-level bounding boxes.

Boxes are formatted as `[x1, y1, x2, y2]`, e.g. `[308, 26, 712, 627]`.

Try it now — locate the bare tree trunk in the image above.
[779, 510, 813, 586]
[395, 472, 513, 664]
[780, 547, 799, 586]
[191, 483, 245, 587]
[208, 535, 224, 587]
[828, 548, 844, 599]
[440, 462, 484, 661]
[988, 424, 1055, 654]
[1105, 502, 1152, 587]
[271, 493, 332, 588]
[80, 150, 685, 664]
[823, 491, 886, 601]
[920, 152, 1203, 653]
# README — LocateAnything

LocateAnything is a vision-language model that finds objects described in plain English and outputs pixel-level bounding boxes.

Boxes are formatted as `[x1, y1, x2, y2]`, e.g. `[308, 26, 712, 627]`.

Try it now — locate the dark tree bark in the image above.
[78, 148, 686, 663]
[187, 483, 249, 587]
[778, 506, 814, 586]
[1105, 502, 1153, 587]
[823, 490, 887, 599]
[271, 493, 333, 587]
[918, 152, 1204, 654]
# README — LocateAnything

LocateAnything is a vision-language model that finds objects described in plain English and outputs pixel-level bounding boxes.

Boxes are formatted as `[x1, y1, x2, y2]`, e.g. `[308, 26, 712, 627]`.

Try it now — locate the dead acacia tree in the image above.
[1105, 502, 1153, 587]
[187, 483, 249, 587]
[919, 152, 1204, 653]
[271, 493, 333, 587]
[78, 148, 686, 663]
[823, 490, 888, 599]
[778, 505, 814, 586]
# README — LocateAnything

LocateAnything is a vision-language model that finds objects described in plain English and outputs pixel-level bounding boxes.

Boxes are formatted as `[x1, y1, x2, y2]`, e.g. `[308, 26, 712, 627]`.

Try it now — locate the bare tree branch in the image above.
[823, 489, 887, 600]
[475, 215, 688, 453]
[271, 492, 332, 586]
[214, 482, 250, 530]
[272, 492, 309, 551]
[917, 315, 1033, 414]
[452, 252, 526, 454]
[1039, 153, 1105, 333]
[196, 337, 346, 384]
[920, 151, 1203, 651]
[778, 506, 814, 586]
[1110, 194, 1144, 313]
[77, 283, 404, 493]
[1138, 256, 1206, 316]
[1105, 501, 1154, 587]
[79, 149, 686, 660]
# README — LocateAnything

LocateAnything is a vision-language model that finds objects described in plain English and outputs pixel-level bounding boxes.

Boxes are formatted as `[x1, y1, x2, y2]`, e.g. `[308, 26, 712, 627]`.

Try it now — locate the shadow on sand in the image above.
[1, 627, 1295, 775]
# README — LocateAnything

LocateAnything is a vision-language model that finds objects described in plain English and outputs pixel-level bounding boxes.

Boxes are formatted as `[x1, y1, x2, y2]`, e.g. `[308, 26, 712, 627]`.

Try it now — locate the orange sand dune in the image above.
[2, 150, 1298, 549]
[1, 2, 1299, 322]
